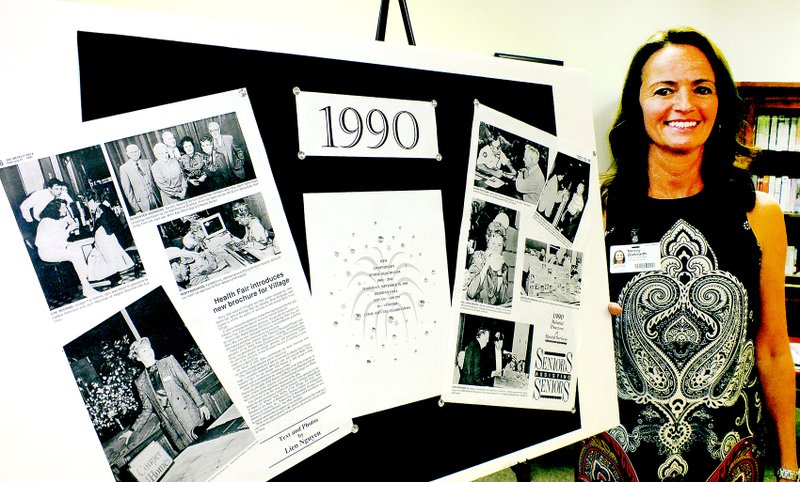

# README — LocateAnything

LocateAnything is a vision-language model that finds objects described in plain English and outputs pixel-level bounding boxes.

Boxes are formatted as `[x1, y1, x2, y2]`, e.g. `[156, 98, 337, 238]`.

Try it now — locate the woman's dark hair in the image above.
[199, 134, 214, 146]
[603, 27, 754, 213]
[39, 199, 67, 220]
[83, 189, 106, 204]
[178, 135, 195, 155]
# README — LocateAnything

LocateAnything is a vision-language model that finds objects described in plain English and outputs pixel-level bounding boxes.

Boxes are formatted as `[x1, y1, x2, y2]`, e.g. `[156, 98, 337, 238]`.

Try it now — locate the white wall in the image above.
[66, 0, 800, 169]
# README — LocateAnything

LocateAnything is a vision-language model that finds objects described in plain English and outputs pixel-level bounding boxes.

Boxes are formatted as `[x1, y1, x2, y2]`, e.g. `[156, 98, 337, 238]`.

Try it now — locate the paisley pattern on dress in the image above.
[706, 438, 761, 482]
[577, 432, 640, 482]
[613, 220, 759, 480]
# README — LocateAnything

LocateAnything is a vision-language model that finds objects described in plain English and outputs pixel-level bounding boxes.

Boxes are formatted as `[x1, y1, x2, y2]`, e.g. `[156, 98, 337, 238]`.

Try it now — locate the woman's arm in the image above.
[748, 191, 798, 478]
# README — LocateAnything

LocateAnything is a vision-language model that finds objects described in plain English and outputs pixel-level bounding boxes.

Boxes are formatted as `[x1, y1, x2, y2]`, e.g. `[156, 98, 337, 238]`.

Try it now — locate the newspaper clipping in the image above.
[0, 89, 351, 481]
[441, 103, 594, 411]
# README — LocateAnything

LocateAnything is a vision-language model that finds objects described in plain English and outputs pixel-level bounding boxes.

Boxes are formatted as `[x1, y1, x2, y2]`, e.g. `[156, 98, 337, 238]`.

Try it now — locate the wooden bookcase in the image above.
[738, 82, 800, 339]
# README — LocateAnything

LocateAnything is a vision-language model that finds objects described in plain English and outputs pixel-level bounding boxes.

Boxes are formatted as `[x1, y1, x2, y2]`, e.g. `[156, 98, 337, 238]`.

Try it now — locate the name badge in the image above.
[609, 243, 661, 274]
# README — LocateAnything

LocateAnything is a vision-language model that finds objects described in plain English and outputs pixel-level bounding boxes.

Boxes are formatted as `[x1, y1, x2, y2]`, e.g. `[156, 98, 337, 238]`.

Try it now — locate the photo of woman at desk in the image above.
[0, 146, 145, 311]
[157, 193, 278, 290]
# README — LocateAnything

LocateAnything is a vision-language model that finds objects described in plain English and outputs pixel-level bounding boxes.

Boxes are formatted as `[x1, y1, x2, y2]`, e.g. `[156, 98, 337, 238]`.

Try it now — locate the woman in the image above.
[178, 136, 208, 197]
[465, 218, 511, 306]
[576, 28, 797, 482]
[84, 190, 133, 284]
[231, 201, 277, 252]
[199, 134, 233, 190]
[35, 199, 98, 298]
[560, 182, 586, 241]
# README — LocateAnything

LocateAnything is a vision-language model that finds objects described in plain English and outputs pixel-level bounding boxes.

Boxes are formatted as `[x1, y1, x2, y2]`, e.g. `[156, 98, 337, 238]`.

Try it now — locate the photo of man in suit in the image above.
[208, 121, 246, 180]
[460, 328, 490, 386]
[119, 144, 160, 214]
[120, 337, 210, 452]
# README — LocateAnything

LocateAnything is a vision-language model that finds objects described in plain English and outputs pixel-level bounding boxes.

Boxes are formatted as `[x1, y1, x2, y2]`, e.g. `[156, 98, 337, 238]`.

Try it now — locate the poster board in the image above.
[0, 4, 618, 481]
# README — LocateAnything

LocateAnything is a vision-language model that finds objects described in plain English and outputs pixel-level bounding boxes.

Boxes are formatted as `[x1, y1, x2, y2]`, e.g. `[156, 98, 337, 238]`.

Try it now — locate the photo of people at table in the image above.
[0, 146, 145, 310]
[453, 313, 532, 390]
[63, 287, 254, 482]
[157, 193, 279, 290]
[463, 200, 519, 308]
[473, 122, 550, 205]
[105, 113, 254, 216]
[535, 152, 590, 243]
[521, 238, 583, 306]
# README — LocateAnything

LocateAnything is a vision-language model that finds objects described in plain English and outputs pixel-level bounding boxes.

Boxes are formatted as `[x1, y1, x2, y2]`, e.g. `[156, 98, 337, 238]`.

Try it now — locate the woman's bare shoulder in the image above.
[748, 191, 786, 246]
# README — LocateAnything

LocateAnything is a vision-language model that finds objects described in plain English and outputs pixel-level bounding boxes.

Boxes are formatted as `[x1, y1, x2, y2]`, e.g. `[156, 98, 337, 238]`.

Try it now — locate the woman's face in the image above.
[639, 44, 718, 158]
[183, 141, 194, 156]
[201, 140, 213, 155]
[487, 232, 505, 253]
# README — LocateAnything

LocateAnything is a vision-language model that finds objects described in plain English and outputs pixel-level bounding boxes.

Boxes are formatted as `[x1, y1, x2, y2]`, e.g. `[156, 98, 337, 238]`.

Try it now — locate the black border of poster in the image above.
[78, 31, 581, 481]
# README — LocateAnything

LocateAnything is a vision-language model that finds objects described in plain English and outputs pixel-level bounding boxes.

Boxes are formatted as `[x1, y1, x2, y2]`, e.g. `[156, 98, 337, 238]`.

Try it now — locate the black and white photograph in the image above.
[463, 199, 519, 308]
[0, 147, 145, 310]
[473, 122, 550, 205]
[105, 113, 255, 216]
[157, 193, 279, 290]
[535, 151, 590, 243]
[63, 287, 255, 482]
[453, 313, 533, 390]
[521, 238, 583, 306]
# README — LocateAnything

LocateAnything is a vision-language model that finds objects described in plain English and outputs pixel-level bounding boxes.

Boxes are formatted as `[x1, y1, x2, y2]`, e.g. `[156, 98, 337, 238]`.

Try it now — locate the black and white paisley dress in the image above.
[577, 190, 765, 482]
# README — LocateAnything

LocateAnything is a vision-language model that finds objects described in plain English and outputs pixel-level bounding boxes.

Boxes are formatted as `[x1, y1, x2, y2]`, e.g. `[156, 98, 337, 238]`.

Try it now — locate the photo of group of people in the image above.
[535, 152, 590, 243]
[463, 200, 519, 308]
[157, 193, 279, 290]
[63, 287, 254, 482]
[521, 238, 583, 306]
[453, 314, 532, 390]
[473, 122, 550, 206]
[0, 146, 145, 310]
[105, 113, 254, 216]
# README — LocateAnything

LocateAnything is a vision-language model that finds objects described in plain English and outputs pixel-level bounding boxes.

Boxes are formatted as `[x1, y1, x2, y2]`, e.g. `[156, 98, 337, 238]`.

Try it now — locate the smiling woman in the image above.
[578, 27, 799, 482]
[639, 44, 719, 192]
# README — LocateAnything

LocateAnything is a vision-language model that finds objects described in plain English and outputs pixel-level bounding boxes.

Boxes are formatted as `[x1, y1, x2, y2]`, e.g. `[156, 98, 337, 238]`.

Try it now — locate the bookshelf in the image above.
[739, 82, 800, 338]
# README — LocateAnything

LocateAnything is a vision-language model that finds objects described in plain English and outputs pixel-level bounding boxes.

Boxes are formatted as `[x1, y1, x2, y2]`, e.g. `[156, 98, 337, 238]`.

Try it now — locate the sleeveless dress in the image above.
[577, 190, 765, 482]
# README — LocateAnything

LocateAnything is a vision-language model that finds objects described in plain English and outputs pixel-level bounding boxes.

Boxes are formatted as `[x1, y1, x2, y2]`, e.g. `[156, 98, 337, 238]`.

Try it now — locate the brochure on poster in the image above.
[304, 190, 450, 417]
[0, 89, 351, 482]
[441, 102, 598, 411]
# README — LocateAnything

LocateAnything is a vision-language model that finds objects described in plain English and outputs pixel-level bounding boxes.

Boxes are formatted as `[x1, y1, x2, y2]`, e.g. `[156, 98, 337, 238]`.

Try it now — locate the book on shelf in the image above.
[787, 245, 798, 276]
[754, 113, 799, 151]
[751, 174, 800, 213]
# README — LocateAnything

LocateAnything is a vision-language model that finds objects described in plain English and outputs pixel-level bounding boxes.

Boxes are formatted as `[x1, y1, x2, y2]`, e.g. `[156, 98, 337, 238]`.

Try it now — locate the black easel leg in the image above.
[374, 0, 415, 46]
[375, 0, 390, 41]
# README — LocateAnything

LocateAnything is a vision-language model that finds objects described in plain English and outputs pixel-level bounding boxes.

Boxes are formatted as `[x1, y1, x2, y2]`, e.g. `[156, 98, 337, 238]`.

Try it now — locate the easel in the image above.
[374, 0, 416, 45]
